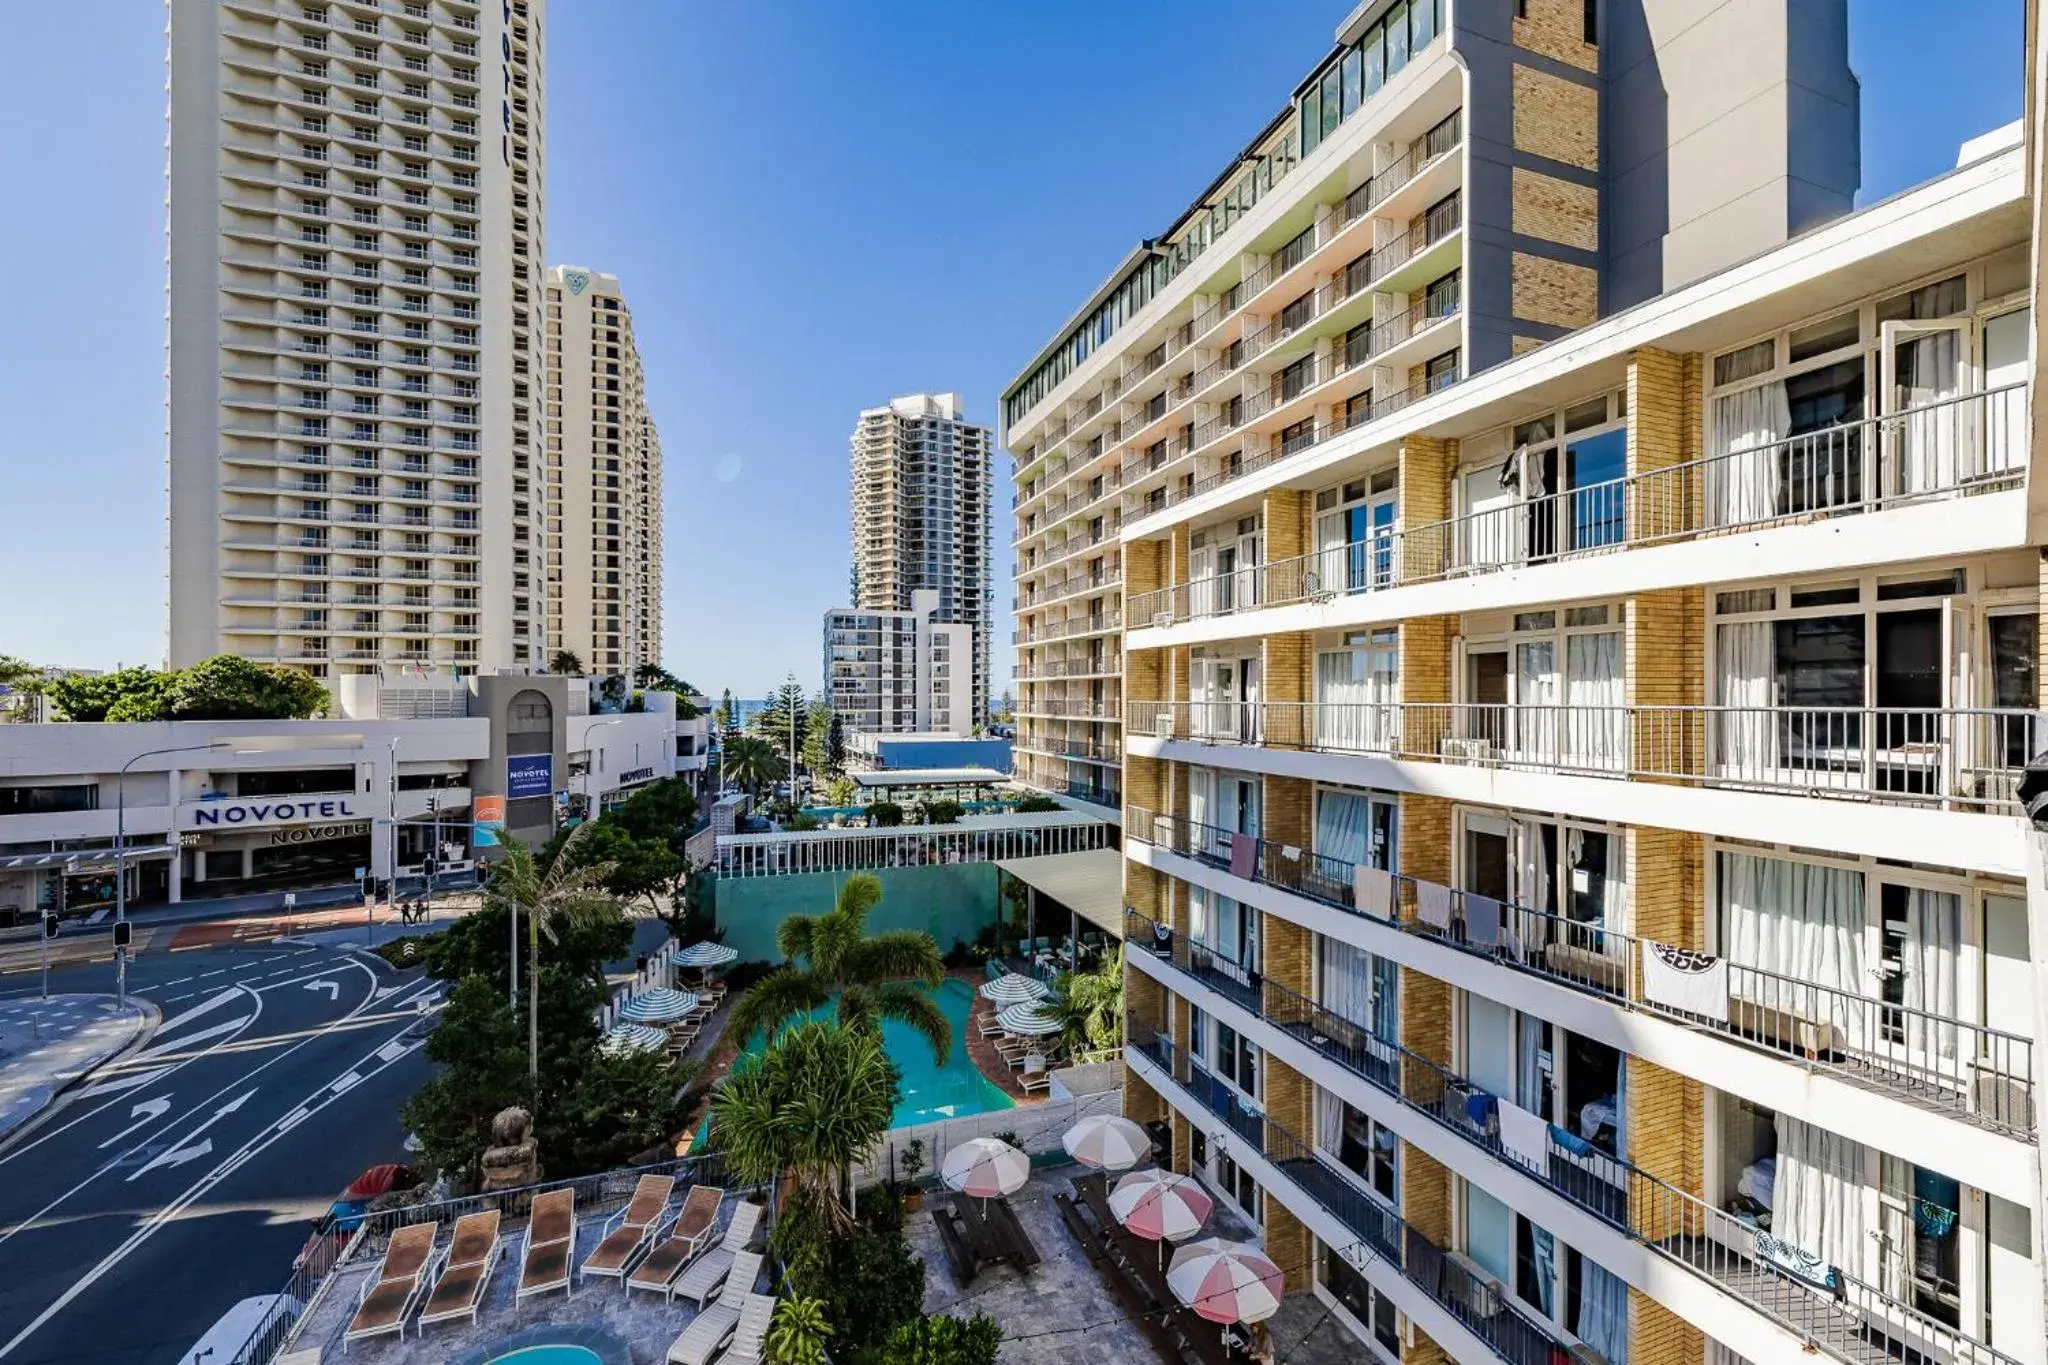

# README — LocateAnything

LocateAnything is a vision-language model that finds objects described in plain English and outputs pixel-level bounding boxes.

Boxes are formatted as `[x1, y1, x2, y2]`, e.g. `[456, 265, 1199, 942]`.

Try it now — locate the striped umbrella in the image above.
[979, 972, 1051, 1004]
[601, 1023, 667, 1055]
[616, 987, 698, 1024]
[671, 941, 738, 968]
[939, 1137, 1030, 1201]
[1062, 1114, 1152, 1173]
[995, 1002, 1061, 1036]
[1108, 1169, 1213, 1244]
[1168, 1238, 1285, 1324]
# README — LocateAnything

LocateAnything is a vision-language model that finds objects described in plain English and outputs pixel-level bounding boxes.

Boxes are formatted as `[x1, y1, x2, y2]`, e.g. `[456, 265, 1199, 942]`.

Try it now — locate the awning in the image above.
[994, 846, 1125, 937]
[0, 846, 178, 873]
[853, 767, 1009, 788]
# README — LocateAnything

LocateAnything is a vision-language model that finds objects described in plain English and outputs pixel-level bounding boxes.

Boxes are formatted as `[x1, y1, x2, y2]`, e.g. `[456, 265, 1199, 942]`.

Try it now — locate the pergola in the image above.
[994, 845, 1125, 969]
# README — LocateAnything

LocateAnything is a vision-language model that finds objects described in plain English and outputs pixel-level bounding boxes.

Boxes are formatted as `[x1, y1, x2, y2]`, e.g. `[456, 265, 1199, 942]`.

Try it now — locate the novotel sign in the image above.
[179, 796, 364, 831]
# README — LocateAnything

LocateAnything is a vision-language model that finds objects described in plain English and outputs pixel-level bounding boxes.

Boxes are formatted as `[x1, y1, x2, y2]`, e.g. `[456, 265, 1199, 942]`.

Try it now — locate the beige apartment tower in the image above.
[542, 266, 663, 676]
[166, 0, 547, 677]
[849, 394, 993, 727]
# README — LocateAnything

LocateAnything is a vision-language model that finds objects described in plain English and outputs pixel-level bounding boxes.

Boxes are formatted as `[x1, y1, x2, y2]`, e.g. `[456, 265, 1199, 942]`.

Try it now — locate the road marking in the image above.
[0, 1017, 427, 1361]
[197, 970, 226, 979]
[95, 1099, 174, 1150]
[130, 1016, 249, 1060]
[128, 1136, 213, 1180]
[153, 986, 247, 1036]
[329, 1070, 362, 1095]
[302, 979, 341, 1001]
[374, 1039, 410, 1064]
[69, 1068, 169, 1099]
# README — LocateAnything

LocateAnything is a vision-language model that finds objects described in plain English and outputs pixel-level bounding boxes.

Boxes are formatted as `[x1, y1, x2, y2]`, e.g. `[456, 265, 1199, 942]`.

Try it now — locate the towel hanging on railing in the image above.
[1642, 941, 1731, 1023]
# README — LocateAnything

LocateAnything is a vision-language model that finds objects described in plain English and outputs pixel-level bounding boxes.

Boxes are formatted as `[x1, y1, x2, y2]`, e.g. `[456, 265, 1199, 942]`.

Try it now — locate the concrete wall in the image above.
[713, 861, 1001, 964]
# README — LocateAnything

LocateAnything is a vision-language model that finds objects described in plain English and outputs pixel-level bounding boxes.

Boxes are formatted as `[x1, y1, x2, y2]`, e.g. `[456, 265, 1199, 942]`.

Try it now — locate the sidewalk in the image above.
[0, 994, 155, 1146]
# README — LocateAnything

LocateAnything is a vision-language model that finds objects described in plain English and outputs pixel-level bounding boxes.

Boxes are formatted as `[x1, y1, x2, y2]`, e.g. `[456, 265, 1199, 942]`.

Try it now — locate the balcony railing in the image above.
[1124, 807, 2034, 1141]
[1128, 698, 2040, 818]
[1131, 386, 2027, 626]
[1123, 908, 2018, 1365]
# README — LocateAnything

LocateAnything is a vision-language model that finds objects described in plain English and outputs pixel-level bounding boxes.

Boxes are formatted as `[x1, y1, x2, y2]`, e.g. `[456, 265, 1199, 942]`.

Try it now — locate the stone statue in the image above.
[479, 1106, 541, 1192]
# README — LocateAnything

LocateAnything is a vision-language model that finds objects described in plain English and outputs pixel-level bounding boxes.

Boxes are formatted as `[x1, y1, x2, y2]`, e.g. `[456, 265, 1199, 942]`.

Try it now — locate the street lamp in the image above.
[112, 740, 236, 1006]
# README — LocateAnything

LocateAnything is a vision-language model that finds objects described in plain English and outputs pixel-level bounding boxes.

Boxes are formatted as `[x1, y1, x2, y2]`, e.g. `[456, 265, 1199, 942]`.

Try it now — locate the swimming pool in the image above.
[736, 978, 1014, 1129]
[486, 1348, 601, 1365]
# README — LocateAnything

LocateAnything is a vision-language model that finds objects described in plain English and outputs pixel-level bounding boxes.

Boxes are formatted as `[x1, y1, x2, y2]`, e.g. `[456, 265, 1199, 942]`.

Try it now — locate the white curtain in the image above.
[1565, 632, 1625, 773]
[1903, 888, 1962, 1062]
[1709, 382, 1789, 527]
[1517, 1015, 1546, 1113]
[1315, 513, 1348, 596]
[1896, 330, 1962, 496]
[1316, 650, 1389, 752]
[1721, 853, 1867, 1050]
[1774, 1113, 1870, 1279]
[1715, 621, 1777, 775]
[1515, 818, 1552, 917]
[1321, 937, 1374, 1029]
[1189, 547, 1217, 620]
[1515, 641, 1560, 763]
[1316, 1085, 1344, 1158]
[1315, 790, 1370, 866]
[1576, 1258, 1630, 1365]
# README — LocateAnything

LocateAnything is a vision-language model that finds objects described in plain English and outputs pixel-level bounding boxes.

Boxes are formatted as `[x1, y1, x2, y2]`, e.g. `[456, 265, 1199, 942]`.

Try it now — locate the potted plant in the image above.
[898, 1138, 926, 1211]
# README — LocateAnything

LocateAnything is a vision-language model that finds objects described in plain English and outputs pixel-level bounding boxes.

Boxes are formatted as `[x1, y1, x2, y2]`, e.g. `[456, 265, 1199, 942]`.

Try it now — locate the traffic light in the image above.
[112, 920, 133, 949]
[421, 857, 438, 879]
[41, 913, 58, 941]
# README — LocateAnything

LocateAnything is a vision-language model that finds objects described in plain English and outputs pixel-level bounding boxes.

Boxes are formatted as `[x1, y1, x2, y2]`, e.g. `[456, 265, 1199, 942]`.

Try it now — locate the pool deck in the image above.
[907, 1161, 1366, 1365]
[287, 1191, 761, 1365]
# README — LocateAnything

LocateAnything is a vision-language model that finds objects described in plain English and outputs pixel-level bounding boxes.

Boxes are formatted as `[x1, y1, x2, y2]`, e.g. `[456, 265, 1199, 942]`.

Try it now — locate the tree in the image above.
[723, 734, 784, 802]
[991, 691, 1015, 723]
[1047, 945, 1125, 1058]
[548, 649, 584, 675]
[727, 872, 948, 1062]
[31, 656, 327, 722]
[399, 975, 529, 1186]
[857, 1314, 1004, 1365]
[484, 828, 634, 1082]
[634, 663, 704, 718]
[865, 800, 904, 827]
[1012, 794, 1062, 813]
[801, 700, 837, 776]
[913, 799, 962, 826]
[714, 688, 739, 743]
[766, 1295, 833, 1365]
[753, 675, 808, 766]
[825, 776, 857, 807]
[710, 1018, 898, 1229]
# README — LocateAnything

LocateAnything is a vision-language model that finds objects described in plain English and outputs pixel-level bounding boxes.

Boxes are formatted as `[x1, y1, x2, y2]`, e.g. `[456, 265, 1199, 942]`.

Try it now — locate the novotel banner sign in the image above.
[179, 796, 365, 831]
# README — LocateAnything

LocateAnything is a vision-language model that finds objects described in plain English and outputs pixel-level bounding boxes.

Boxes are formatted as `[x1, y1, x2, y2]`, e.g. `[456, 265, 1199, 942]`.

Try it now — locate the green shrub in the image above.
[1012, 794, 1062, 813]
[866, 801, 905, 827]
[856, 1313, 1003, 1365]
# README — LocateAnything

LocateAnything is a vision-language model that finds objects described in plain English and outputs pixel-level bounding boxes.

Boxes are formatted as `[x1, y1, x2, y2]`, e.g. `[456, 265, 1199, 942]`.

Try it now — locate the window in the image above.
[0, 784, 100, 816]
[1317, 1088, 1398, 1203]
[1319, 1241, 1401, 1355]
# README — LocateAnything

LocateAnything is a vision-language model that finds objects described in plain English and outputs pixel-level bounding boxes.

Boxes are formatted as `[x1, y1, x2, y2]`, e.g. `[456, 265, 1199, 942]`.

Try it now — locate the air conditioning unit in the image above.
[1445, 1253, 1503, 1317]
[1441, 737, 1497, 763]
[1152, 611, 1174, 629]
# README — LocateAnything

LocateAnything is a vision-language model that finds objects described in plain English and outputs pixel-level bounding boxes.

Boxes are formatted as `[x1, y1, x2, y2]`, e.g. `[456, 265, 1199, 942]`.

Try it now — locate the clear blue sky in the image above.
[0, 0, 2025, 699]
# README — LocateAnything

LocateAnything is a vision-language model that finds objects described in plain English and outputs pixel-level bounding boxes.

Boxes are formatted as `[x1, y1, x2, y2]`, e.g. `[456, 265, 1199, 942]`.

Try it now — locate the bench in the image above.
[929, 1204, 978, 1287]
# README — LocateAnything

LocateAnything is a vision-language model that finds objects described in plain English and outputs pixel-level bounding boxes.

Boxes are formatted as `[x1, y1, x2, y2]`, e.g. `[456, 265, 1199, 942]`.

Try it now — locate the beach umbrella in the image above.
[939, 1137, 1030, 1202]
[616, 987, 698, 1024]
[1108, 1168, 1212, 1245]
[671, 941, 738, 968]
[995, 1002, 1061, 1036]
[979, 972, 1051, 1004]
[1062, 1114, 1152, 1174]
[601, 1023, 666, 1055]
[1168, 1237, 1285, 1325]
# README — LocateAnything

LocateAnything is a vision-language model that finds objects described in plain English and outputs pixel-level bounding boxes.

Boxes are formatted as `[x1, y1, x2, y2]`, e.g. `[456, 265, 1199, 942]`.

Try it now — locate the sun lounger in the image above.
[672, 1202, 764, 1308]
[626, 1184, 728, 1298]
[1019, 1054, 1051, 1094]
[343, 1221, 438, 1343]
[665, 1250, 763, 1364]
[580, 1174, 675, 1281]
[417, 1210, 503, 1329]
[976, 1013, 1008, 1038]
[718, 1292, 777, 1364]
[516, 1187, 576, 1302]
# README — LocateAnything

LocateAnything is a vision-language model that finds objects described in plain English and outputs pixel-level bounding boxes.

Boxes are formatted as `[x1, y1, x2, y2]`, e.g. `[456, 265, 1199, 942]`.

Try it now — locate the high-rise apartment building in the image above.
[1001, 5, 2048, 1364]
[822, 589, 973, 738]
[1001, 0, 1858, 822]
[166, 0, 547, 678]
[542, 265, 662, 676]
[849, 394, 993, 727]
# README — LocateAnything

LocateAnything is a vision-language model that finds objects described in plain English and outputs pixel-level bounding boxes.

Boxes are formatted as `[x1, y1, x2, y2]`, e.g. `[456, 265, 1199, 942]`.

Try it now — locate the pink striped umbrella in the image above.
[1168, 1237, 1285, 1325]
[1107, 1169, 1213, 1243]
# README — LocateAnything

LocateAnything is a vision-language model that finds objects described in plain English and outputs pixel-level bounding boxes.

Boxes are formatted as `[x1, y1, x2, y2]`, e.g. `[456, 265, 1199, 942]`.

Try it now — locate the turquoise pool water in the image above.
[732, 978, 1014, 1129]
[486, 1348, 601, 1365]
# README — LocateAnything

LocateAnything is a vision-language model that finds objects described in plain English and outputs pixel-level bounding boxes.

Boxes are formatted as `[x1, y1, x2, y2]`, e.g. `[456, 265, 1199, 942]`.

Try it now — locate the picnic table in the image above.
[952, 1194, 1042, 1270]
[1067, 1176, 1252, 1365]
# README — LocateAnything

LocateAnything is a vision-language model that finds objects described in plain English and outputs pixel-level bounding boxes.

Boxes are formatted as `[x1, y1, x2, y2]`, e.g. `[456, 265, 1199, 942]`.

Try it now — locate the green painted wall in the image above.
[714, 863, 999, 963]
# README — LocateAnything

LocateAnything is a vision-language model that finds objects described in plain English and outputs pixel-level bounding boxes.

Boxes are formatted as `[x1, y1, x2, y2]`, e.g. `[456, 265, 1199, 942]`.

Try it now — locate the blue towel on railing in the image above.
[1463, 1089, 1498, 1131]
[1550, 1124, 1596, 1158]
[1754, 1231, 1844, 1297]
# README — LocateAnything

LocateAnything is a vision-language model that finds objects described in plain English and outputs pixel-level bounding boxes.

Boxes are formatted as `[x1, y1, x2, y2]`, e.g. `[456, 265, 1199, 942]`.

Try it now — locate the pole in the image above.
[386, 736, 399, 926]
[114, 759, 130, 1008]
[38, 924, 48, 1003]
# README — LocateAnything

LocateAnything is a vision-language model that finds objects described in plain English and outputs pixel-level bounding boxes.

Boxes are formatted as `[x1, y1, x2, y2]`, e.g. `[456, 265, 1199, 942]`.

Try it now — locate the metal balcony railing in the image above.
[1123, 807, 2035, 1141]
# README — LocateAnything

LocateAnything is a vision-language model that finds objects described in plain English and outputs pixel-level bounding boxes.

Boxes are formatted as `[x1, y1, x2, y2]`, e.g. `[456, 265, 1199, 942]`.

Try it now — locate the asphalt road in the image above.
[0, 941, 441, 1365]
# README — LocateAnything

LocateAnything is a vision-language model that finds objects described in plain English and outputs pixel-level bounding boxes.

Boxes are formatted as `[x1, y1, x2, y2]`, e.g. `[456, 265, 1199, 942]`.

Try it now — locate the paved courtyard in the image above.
[906, 1161, 1363, 1365]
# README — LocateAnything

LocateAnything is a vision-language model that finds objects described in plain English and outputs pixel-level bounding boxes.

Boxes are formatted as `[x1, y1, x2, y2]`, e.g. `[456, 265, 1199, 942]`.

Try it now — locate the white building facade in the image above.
[823, 589, 974, 738]
[166, 0, 548, 677]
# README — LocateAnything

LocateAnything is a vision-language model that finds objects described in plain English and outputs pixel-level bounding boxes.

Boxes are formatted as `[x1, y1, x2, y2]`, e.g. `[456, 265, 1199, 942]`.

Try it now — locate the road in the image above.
[0, 941, 441, 1365]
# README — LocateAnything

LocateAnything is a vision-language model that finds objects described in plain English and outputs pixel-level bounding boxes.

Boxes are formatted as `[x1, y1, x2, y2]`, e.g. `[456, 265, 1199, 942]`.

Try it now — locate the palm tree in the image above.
[722, 733, 783, 801]
[1048, 944, 1125, 1059]
[547, 648, 584, 675]
[485, 826, 628, 1082]
[727, 872, 949, 1062]
[711, 1017, 896, 1231]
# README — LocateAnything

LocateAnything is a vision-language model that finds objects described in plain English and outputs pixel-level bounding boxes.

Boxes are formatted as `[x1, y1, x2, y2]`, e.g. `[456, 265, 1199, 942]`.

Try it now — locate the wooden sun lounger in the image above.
[626, 1185, 728, 1299]
[580, 1174, 675, 1281]
[417, 1210, 503, 1329]
[516, 1187, 576, 1302]
[671, 1202, 764, 1308]
[1019, 1055, 1051, 1094]
[665, 1250, 763, 1365]
[343, 1221, 438, 1343]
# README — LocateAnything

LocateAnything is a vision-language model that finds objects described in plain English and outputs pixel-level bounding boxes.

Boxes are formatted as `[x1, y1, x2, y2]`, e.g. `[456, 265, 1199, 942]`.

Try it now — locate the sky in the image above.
[0, 0, 2028, 701]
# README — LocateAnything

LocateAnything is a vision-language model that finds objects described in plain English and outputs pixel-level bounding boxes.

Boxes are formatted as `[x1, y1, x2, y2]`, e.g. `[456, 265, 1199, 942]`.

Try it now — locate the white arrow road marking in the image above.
[372, 983, 403, 1001]
[150, 986, 246, 1036]
[130, 1137, 212, 1177]
[95, 1098, 174, 1150]
[126, 1089, 256, 1182]
[301, 979, 341, 1001]
[0, 1023, 428, 1361]
[131, 1015, 250, 1060]
[70, 1067, 169, 1099]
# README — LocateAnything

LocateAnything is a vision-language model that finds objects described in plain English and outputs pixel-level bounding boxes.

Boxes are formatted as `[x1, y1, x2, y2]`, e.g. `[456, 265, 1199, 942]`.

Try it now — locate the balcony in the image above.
[1124, 807, 2034, 1141]
[1123, 913, 2020, 1365]
[1131, 386, 2026, 627]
